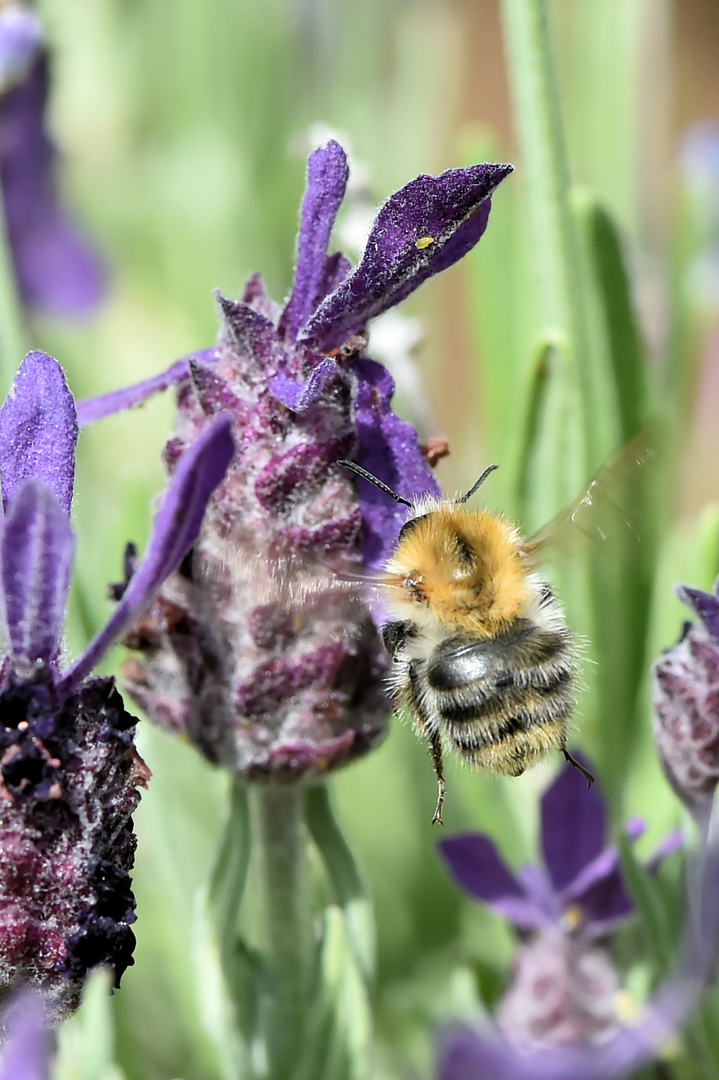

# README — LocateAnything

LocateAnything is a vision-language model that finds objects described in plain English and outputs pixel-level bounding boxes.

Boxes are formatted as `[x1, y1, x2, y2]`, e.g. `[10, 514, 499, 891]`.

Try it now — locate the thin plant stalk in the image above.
[251, 784, 310, 1080]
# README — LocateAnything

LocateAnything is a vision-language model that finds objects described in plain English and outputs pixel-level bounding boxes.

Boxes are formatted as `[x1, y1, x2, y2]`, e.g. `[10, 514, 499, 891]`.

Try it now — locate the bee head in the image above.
[338, 460, 530, 633]
[383, 507, 532, 634]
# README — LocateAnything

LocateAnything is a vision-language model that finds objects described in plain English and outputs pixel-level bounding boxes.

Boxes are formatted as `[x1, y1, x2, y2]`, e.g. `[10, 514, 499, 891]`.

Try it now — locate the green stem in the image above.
[208, 778, 250, 961]
[252, 784, 309, 1080]
[500, 0, 594, 468]
[0, 185, 27, 393]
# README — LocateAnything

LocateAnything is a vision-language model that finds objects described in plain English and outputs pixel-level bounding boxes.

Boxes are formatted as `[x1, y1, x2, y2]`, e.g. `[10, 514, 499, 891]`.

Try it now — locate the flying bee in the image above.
[338, 457, 619, 824]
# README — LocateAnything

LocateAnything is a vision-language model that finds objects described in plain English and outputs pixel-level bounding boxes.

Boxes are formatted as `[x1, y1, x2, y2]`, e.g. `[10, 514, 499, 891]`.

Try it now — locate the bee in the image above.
[339, 458, 599, 824]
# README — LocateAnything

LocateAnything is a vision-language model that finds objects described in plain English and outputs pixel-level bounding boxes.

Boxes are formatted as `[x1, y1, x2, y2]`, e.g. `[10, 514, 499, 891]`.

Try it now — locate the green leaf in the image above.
[208, 780, 251, 961]
[514, 333, 586, 534]
[189, 780, 254, 1080]
[618, 832, 674, 977]
[305, 785, 375, 986]
[191, 885, 252, 1080]
[695, 505, 719, 590]
[55, 970, 125, 1080]
[292, 906, 373, 1080]
[572, 190, 648, 441]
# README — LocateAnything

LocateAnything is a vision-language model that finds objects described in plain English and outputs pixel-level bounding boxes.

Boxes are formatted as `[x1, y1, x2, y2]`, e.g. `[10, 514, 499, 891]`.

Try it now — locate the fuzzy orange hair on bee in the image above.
[340, 459, 594, 824]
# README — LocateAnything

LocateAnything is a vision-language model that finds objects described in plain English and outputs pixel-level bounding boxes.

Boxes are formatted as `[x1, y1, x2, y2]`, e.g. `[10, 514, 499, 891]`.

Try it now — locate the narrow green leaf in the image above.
[189, 780, 254, 1080]
[695, 505, 719, 590]
[305, 784, 375, 985]
[208, 779, 251, 960]
[191, 885, 251, 1080]
[293, 906, 373, 1080]
[574, 192, 648, 441]
[618, 833, 674, 977]
[55, 970, 125, 1080]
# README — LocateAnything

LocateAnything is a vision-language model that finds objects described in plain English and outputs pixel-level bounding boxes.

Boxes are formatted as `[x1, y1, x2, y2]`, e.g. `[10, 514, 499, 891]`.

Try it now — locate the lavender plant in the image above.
[653, 581, 719, 825]
[0, 351, 233, 1018]
[76, 138, 513, 1079]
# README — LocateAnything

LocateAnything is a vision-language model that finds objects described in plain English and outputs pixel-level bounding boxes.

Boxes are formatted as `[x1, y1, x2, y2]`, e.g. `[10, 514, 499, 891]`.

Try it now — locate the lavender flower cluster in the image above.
[78, 140, 512, 783]
[0, 352, 233, 1018]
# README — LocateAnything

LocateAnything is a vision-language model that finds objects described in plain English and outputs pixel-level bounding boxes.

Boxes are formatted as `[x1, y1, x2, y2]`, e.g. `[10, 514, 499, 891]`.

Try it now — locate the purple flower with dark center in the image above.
[440, 763, 681, 1051]
[77, 141, 512, 780]
[0, 49, 104, 316]
[0, 992, 49, 1080]
[440, 760, 679, 942]
[437, 840, 719, 1080]
[435, 762, 715, 1079]
[0, 351, 233, 1017]
[653, 580, 719, 824]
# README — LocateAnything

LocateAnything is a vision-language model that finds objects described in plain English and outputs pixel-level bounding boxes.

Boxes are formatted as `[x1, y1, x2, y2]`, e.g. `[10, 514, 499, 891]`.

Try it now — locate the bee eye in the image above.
[405, 575, 427, 602]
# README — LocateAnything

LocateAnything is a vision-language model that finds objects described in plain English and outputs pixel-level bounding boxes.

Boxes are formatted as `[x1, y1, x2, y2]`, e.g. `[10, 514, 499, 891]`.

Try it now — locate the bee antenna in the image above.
[457, 463, 499, 504]
[338, 460, 413, 508]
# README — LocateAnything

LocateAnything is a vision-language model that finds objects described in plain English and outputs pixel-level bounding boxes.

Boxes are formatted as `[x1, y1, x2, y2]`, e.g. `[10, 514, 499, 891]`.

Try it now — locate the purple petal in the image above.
[440, 835, 544, 929]
[216, 294, 283, 378]
[561, 821, 645, 933]
[541, 759, 606, 892]
[300, 162, 513, 352]
[0, 351, 77, 518]
[677, 583, 719, 640]
[279, 140, 349, 341]
[315, 251, 352, 305]
[1, 53, 104, 317]
[1, 479, 74, 666]
[76, 350, 218, 426]
[0, 992, 50, 1080]
[353, 357, 440, 568]
[269, 358, 340, 411]
[645, 829, 684, 874]
[0, 8, 43, 88]
[61, 413, 235, 689]
[516, 864, 563, 924]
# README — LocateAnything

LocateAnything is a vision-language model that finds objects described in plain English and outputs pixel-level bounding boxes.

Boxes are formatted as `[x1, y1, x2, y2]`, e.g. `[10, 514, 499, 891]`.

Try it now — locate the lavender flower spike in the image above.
[0, 50, 104, 316]
[0, 353, 233, 1018]
[653, 578, 719, 823]
[75, 142, 511, 781]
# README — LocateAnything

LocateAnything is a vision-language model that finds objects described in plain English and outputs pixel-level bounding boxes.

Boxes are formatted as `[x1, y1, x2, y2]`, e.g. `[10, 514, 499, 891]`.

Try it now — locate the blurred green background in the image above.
[27, 0, 719, 1076]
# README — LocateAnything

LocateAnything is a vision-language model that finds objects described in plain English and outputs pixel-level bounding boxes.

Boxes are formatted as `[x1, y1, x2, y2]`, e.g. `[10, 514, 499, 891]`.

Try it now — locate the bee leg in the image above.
[562, 748, 595, 787]
[428, 732, 447, 826]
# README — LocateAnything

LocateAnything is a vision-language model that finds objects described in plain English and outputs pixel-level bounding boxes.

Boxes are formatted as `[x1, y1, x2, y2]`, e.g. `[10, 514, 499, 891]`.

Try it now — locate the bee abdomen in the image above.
[424, 620, 576, 775]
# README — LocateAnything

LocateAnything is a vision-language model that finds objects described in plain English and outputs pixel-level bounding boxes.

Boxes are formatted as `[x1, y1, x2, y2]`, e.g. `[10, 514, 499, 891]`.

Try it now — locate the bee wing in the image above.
[520, 431, 657, 562]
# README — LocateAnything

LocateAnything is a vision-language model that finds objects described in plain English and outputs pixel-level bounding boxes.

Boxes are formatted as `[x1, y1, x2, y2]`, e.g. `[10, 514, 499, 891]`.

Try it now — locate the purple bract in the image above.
[0, 50, 104, 317]
[77, 141, 512, 780]
[0, 352, 233, 1017]
[0, 992, 49, 1080]
[653, 580, 719, 823]
[0, 5, 43, 91]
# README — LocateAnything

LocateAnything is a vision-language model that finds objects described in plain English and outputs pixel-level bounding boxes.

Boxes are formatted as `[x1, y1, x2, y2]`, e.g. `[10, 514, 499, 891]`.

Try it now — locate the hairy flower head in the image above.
[0, 352, 232, 1017]
[79, 141, 512, 782]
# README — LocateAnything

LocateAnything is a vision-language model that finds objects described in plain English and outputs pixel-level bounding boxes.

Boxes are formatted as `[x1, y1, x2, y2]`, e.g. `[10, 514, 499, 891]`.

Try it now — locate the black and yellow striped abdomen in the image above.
[399, 618, 577, 778]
